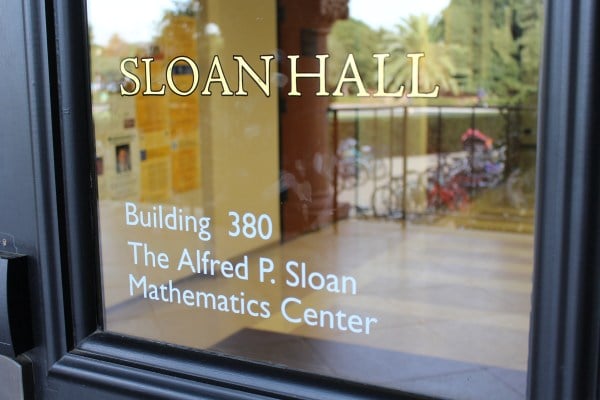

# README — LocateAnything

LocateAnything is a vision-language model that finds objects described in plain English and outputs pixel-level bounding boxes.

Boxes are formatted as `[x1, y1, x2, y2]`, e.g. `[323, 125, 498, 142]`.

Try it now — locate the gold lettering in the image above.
[373, 53, 405, 97]
[406, 53, 439, 98]
[201, 55, 234, 96]
[332, 54, 369, 97]
[120, 57, 141, 96]
[166, 56, 199, 96]
[141, 57, 166, 96]
[288, 55, 330, 96]
[234, 55, 274, 96]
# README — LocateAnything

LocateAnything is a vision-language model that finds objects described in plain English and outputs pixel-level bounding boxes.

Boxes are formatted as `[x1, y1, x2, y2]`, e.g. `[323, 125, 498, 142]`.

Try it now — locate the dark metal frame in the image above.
[1, 0, 598, 398]
[527, 0, 600, 399]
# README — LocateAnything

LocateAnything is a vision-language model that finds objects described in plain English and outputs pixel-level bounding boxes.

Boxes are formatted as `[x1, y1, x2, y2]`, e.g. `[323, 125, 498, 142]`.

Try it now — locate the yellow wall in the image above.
[199, 0, 281, 260]
[97, 0, 280, 308]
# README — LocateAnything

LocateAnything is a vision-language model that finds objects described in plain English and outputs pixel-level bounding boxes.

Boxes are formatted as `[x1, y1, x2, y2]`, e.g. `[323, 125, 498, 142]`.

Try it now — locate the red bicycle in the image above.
[426, 177, 470, 212]
[424, 157, 470, 212]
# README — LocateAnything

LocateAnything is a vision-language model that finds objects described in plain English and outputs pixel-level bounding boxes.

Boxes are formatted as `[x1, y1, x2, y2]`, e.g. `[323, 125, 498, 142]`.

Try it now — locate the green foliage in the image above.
[327, 0, 543, 105]
[382, 15, 461, 95]
[327, 15, 462, 96]
[443, 0, 543, 105]
[327, 18, 382, 92]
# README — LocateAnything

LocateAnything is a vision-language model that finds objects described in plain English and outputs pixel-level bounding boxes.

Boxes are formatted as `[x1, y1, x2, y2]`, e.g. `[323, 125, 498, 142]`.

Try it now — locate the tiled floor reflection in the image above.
[106, 218, 533, 400]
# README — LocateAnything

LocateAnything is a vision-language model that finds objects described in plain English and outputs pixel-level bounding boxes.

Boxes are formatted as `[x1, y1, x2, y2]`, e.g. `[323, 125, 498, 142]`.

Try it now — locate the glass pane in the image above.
[89, 0, 541, 398]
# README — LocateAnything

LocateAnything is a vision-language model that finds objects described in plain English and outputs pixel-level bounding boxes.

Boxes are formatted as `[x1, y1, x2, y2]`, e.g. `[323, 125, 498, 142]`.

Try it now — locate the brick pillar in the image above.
[278, 0, 348, 241]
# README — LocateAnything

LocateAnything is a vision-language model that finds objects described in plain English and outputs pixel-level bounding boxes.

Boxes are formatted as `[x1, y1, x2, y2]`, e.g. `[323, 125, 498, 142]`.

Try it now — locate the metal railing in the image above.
[329, 104, 538, 221]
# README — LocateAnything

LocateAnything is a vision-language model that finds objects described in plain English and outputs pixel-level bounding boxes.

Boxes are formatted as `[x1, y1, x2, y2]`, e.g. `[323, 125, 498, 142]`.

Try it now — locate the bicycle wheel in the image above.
[337, 160, 355, 191]
[371, 185, 399, 217]
[405, 182, 428, 213]
[371, 158, 388, 180]
[338, 160, 370, 190]
[355, 160, 370, 186]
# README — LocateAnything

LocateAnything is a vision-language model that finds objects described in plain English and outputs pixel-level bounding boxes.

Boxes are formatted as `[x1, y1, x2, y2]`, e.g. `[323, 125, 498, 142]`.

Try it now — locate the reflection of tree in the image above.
[157, 0, 200, 46]
[505, 0, 543, 105]
[327, 19, 382, 92]
[327, 15, 461, 95]
[383, 15, 460, 95]
[165, 0, 201, 17]
[90, 33, 136, 86]
[444, 0, 543, 105]
[105, 34, 131, 56]
[326, 1, 542, 105]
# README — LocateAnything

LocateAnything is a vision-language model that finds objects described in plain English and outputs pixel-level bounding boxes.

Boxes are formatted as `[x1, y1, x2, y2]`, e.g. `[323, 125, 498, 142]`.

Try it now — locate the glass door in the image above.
[86, 1, 542, 398]
[2, 0, 597, 399]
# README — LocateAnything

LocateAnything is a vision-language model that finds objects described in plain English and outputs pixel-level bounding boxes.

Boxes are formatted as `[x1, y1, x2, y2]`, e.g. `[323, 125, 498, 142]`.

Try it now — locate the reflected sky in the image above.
[350, 0, 450, 29]
[87, 0, 173, 45]
[88, 0, 451, 46]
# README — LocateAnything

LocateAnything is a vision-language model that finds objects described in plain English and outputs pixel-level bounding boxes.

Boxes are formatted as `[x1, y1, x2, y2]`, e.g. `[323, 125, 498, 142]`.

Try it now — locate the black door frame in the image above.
[1, 0, 598, 399]
[527, 0, 600, 398]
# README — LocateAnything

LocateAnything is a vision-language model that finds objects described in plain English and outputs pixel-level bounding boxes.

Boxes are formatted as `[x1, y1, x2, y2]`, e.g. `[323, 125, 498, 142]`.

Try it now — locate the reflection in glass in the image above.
[89, 1, 541, 399]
